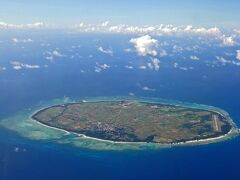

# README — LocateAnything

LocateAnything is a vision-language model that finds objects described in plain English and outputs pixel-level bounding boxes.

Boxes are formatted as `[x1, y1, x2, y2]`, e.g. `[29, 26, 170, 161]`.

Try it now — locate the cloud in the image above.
[129, 92, 135, 96]
[216, 56, 230, 64]
[0, 66, 6, 71]
[0, 22, 45, 29]
[98, 46, 113, 55]
[215, 56, 240, 66]
[125, 65, 133, 69]
[220, 35, 235, 46]
[94, 67, 102, 73]
[98, 63, 110, 69]
[75, 23, 222, 37]
[95, 62, 110, 72]
[124, 48, 133, 52]
[236, 50, 240, 60]
[179, 67, 188, 71]
[74, 23, 240, 47]
[159, 49, 167, 57]
[142, 86, 156, 91]
[46, 50, 63, 60]
[101, 21, 109, 27]
[173, 62, 194, 70]
[12, 38, 33, 43]
[130, 35, 158, 56]
[190, 56, 200, 60]
[139, 65, 147, 69]
[147, 58, 160, 70]
[173, 62, 178, 68]
[11, 61, 40, 70]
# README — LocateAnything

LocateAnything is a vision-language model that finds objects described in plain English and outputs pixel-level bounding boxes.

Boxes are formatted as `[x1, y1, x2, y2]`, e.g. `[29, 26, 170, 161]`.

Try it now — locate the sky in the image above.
[1, 0, 240, 28]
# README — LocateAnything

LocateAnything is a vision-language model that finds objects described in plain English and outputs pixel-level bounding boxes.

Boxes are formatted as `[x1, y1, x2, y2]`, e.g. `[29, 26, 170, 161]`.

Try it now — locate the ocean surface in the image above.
[0, 31, 240, 179]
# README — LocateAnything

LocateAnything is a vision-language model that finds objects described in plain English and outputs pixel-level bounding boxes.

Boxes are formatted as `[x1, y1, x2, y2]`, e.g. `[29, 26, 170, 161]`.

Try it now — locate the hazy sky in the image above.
[1, 0, 240, 28]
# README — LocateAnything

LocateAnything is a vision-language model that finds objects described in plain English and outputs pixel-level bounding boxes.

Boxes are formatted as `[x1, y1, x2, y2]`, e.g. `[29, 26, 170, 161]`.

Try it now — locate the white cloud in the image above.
[101, 21, 109, 27]
[52, 50, 63, 57]
[216, 56, 231, 64]
[173, 62, 178, 68]
[0, 66, 6, 71]
[125, 65, 133, 69]
[236, 50, 240, 60]
[124, 48, 133, 52]
[12, 38, 33, 43]
[159, 49, 167, 57]
[129, 92, 135, 96]
[95, 62, 110, 72]
[130, 35, 158, 56]
[179, 67, 188, 71]
[98, 46, 113, 55]
[24, 64, 40, 69]
[232, 61, 240, 66]
[11, 61, 40, 70]
[147, 58, 160, 70]
[139, 65, 147, 69]
[0, 22, 45, 29]
[75, 23, 222, 37]
[215, 56, 240, 66]
[95, 67, 102, 73]
[172, 45, 184, 53]
[99, 63, 110, 69]
[46, 50, 63, 60]
[13, 65, 22, 70]
[190, 56, 200, 60]
[74, 23, 240, 47]
[220, 35, 235, 46]
[142, 86, 156, 91]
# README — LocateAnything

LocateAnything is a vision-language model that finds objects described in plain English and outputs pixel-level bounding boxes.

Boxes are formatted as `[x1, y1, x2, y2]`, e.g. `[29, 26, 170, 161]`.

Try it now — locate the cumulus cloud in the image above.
[173, 62, 194, 70]
[179, 67, 188, 71]
[190, 56, 200, 60]
[129, 92, 135, 96]
[10, 61, 40, 70]
[125, 65, 133, 69]
[98, 46, 113, 55]
[0, 66, 6, 71]
[147, 58, 160, 70]
[130, 35, 159, 56]
[220, 35, 235, 46]
[75, 23, 222, 36]
[139, 65, 147, 69]
[142, 86, 156, 91]
[74, 23, 240, 47]
[173, 62, 178, 68]
[12, 38, 33, 43]
[46, 50, 63, 60]
[215, 56, 240, 66]
[95, 62, 110, 72]
[98, 63, 110, 69]
[236, 50, 240, 60]
[101, 21, 109, 27]
[159, 49, 167, 57]
[0, 22, 45, 29]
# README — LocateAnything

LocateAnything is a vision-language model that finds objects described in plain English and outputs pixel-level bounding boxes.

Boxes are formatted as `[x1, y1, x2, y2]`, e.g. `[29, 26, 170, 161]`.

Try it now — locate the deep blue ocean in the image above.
[0, 31, 239, 180]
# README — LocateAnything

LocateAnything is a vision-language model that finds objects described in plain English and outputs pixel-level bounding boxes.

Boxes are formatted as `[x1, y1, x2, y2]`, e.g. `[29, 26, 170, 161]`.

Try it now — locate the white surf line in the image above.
[34, 120, 71, 135]
[33, 118, 235, 146]
[213, 115, 219, 131]
[172, 128, 234, 146]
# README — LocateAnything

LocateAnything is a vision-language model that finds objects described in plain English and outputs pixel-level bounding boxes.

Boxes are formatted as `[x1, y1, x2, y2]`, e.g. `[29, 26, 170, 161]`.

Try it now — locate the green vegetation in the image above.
[32, 101, 232, 144]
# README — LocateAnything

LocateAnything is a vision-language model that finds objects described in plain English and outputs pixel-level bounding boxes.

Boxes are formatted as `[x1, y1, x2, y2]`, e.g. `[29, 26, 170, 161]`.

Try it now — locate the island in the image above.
[31, 100, 234, 144]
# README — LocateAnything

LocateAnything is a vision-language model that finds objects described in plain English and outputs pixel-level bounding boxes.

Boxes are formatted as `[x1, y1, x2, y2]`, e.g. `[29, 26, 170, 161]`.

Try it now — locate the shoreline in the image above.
[30, 100, 239, 146]
[33, 118, 237, 146]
